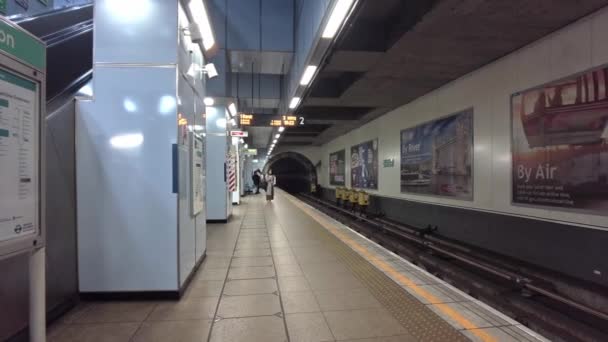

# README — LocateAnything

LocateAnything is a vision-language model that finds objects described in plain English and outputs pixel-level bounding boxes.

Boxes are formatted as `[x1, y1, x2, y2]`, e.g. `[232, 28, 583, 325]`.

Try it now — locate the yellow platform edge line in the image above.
[284, 193, 498, 342]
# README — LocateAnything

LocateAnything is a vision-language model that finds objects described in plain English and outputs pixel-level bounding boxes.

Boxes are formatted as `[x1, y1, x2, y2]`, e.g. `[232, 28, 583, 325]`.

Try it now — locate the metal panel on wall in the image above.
[227, 0, 261, 50]
[94, 0, 178, 64]
[77, 67, 179, 292]
[262, 0, 294, 51]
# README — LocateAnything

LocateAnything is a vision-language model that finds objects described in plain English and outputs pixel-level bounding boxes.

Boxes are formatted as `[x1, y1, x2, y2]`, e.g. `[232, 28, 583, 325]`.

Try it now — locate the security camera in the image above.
[203, 63, 218, 79]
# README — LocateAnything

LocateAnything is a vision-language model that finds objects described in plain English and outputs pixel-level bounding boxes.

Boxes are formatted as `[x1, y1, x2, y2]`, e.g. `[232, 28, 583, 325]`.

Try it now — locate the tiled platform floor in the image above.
[48, 190, 548, 342]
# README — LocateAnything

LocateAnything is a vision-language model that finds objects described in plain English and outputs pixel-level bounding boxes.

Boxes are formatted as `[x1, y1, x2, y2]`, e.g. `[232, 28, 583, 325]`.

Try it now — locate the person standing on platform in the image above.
[265, 170, 277, 201]
[252, 169, 261, 194]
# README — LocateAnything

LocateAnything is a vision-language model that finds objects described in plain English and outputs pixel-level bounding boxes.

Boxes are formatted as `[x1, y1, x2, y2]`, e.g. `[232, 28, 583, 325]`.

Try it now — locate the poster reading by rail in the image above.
[512, 67, 608, 212]
[329, 149, 346, 186]
[351, 139, 378, 189]
[400, 110, 473, 199]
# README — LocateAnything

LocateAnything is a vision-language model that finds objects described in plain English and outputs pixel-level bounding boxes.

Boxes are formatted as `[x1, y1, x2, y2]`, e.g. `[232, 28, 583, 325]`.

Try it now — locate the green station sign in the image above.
[0, 0, 6, 14]
[0, 19, 46, 70]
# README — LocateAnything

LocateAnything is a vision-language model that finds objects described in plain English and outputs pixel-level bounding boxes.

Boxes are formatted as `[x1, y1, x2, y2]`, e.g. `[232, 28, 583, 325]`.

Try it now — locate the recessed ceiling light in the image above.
[300, 65, 318, 86]
[289, 97, 301, 109]
[278, 126, 285, 132]
[188, 0, 215, 51]
[322, 0, 355, 39]
[204, 97, 214, 106]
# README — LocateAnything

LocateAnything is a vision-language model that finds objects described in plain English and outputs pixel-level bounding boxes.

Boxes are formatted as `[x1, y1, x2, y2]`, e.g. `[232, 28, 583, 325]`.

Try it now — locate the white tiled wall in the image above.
[312, 7, 608, 230]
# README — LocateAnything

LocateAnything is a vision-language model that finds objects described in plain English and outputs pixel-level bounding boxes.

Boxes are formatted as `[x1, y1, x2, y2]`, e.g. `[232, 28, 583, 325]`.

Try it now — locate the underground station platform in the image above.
[47, 190, 548, 342]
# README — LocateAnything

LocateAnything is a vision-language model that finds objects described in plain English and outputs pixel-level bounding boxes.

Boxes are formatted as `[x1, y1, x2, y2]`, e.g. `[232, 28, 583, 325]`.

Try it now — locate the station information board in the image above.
[0, 18, 46, 258]
[240, 114, 304, 127]
[0, 69, 38, 242]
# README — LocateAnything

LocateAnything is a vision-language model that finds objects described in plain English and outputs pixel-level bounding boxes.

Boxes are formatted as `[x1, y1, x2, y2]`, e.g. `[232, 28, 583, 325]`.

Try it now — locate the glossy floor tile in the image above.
[47, 193, 548, 342]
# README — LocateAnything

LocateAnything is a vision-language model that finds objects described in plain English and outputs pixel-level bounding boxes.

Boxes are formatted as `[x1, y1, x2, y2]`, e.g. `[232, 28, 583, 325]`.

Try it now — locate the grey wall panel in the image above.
[0, 100, 78, 341]
[94, 0, 178, 64]
[0, 254, 28, 341]
[227, 0, 261, 50]
[207, 49, 229, 98]
[206, 135, 229, 221]
[77, 67, 179, 292]
[44, 101, 78, 312]
[259, 74, 282, 99]
[261, 0, 294, 51]
[234, 73, 281, 100]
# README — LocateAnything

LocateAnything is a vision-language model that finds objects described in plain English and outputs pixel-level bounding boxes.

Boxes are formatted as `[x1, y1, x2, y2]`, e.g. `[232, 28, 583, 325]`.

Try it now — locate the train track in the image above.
[296, 193, 608, 342]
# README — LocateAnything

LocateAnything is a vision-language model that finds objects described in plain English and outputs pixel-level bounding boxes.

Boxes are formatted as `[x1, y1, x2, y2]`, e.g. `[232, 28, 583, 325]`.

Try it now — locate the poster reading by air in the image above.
[329, 149, 346, 186]
[512, 66, 608, 212]
[351, 139, 378, 189]
[400, 110, 473, 199]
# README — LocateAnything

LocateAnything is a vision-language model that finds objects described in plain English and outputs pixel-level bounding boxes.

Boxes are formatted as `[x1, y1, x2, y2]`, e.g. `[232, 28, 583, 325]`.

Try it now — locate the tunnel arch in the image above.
[263, 152, 318, 194]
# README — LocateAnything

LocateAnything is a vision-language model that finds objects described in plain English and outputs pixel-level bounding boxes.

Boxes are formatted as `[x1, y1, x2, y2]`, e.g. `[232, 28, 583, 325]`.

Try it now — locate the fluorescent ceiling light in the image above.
[322, 0, 355, 39]
[289, 97, 301, 109]
[188, 0, 215, 51]
[300, 65, 318, 86]
[228, 103, 237, 117]
[275, 134, 281, 139]
[278, 126, 285, 132]
[273, 139, 278, 144]
[204, 97, 214, 106]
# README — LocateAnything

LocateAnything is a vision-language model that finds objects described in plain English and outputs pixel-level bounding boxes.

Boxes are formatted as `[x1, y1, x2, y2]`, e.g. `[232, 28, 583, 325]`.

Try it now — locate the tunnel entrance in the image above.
[264, 152, 317, 194]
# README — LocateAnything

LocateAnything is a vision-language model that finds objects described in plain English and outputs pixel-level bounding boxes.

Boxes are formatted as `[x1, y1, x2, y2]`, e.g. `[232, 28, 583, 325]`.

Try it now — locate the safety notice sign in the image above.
[0, 68, 39, 243]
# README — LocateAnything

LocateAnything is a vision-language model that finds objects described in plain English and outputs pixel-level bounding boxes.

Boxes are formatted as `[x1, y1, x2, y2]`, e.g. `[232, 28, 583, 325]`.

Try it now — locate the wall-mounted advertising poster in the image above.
[512, 66, 608, 212]
[329, 150, 346, 186]
[351, 139, 378, 189]
[400, 109, 473, 199]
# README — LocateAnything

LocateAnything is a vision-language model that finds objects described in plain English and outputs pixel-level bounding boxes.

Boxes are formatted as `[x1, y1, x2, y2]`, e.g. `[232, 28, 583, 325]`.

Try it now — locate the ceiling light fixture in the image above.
[275, 134, 281, 139]
[322, 0, 355, 39]
[278, 126, 285, 132]
[273, 139, 278, 144]
[188, 0, 216, 51]
[289, 97, 301, 109]
[300, 65, 318, 86]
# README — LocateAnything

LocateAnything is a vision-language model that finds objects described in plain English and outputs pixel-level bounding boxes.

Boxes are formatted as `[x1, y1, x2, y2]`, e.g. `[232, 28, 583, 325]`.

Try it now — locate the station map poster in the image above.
[351, 139, 378, 189]
[329, 149, 346, 186]
[400, 109, 473, 199]
[0, 68, 39, 242]
[511, 66, 608, 212]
